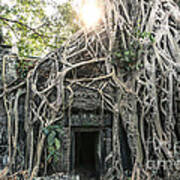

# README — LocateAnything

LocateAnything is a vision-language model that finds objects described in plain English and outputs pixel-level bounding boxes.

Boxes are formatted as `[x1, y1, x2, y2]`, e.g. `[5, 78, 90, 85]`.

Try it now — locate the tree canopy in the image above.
[0, 0, 79, 57]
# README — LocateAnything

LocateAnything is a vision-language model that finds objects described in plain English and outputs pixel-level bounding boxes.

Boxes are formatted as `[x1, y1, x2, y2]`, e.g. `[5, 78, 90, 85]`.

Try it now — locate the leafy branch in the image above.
[0, 16, 48, 38]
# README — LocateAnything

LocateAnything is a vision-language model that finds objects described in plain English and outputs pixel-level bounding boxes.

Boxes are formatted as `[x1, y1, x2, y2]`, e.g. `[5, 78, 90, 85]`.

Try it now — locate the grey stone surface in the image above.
[34, 174, 82, 180]
[0, 45, 17, 170]
[0, 45, 12, 87]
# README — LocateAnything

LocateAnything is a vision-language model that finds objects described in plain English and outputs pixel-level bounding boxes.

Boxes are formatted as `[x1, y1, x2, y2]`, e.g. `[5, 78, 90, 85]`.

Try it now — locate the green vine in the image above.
[43, 125, 62, 163]
[112, 27, 155, 71]
[15, 57, 35, 79]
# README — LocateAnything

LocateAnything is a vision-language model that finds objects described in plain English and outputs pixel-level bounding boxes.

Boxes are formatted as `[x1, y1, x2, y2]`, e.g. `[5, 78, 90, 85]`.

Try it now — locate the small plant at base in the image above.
[42, 125, 62, 163]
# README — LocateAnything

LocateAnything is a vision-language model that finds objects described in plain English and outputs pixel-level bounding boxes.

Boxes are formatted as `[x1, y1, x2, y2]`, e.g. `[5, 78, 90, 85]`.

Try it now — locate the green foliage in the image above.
[135, 29, 155, 43]
[113, 42, 140, 71]
[15, 58, 36, 78]
[113, 24, 155, 71]
[43, 125, 62, 163]
[0, 0, 79, 57]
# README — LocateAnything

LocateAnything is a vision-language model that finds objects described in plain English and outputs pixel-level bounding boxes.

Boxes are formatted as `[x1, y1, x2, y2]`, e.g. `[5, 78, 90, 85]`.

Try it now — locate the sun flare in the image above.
[79, 0, 102, 27]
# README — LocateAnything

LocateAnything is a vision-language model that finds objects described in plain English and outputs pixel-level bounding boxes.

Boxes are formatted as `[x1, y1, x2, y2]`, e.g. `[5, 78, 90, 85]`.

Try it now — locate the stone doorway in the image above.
[71, 129, 101, 180]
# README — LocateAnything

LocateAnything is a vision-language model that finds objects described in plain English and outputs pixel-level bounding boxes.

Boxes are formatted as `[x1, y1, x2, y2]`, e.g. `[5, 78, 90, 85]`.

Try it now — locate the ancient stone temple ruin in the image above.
[0, 44, 117, 180]
[1, 1, 180, 180]
[24, 40, 119, 179]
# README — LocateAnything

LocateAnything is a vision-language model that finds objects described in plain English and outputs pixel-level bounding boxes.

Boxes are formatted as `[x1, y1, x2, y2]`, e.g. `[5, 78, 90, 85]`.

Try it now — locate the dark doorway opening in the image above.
[75, 131, 99, 179]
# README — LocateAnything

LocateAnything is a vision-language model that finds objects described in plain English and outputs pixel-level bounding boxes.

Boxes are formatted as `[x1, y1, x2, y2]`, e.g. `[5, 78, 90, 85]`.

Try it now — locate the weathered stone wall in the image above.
[0, 99, 8, 170]
[0, 45, 11, 170]
[65, 111, 112, 127]
[0, 45, 18, 170]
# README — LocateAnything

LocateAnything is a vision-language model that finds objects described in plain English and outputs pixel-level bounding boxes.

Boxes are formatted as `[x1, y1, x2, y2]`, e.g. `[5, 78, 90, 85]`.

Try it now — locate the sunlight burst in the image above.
[79, 0, 102, 27]
[81, 0, 101, 27]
